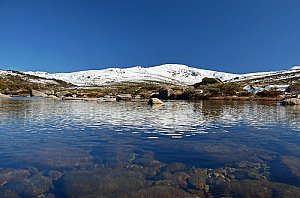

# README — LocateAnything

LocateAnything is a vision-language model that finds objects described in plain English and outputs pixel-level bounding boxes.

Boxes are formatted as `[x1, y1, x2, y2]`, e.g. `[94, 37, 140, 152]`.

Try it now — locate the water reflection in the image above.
[0, 97, 300, 197]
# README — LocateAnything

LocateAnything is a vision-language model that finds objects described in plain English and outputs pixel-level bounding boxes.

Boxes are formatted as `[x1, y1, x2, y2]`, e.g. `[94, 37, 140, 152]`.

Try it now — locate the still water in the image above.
[0, 97, 300, 197]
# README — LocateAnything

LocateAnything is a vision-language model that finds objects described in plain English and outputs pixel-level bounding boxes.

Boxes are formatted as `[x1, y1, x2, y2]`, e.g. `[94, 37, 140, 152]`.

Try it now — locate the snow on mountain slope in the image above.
[25, 64, 240, 86]
[228, 66, 300, 83]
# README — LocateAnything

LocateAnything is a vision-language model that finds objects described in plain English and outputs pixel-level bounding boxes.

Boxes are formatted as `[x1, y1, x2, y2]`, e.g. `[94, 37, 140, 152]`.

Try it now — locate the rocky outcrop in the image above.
[0, 93, 11, 98]
[116, 94, 132, 101]
[281, 98, 300, 105]
[148, 98, 163, 105]
[30, 89, 48, 97]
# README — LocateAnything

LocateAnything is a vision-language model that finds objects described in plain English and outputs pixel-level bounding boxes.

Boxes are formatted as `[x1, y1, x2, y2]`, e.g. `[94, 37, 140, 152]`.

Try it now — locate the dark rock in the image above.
[211, 179, 300, 198]
[162, 162, 186, 173]
[157, 89, 173, 100]
[43, 170, 63, 180]
[0, 169, 31, 186]
[188, 174, 206, 190]
[5, 173, 53, 197]
[55, 169, 147, 197]
[281, 155, 300, 178]
[170, 172, 190, 188]
[16, 145, 93, 169]
[128, 186, 191, 198]
[0, 188, 20, 198]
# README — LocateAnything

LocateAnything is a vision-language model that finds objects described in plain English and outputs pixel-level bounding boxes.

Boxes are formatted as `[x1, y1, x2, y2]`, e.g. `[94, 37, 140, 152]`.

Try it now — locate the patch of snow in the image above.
[264, 85, 289, 92]
[243, 84, 289, 93]
[290, 66, 300, 70]
[27, 78, 58, 85]
[243, 85, 263, 93]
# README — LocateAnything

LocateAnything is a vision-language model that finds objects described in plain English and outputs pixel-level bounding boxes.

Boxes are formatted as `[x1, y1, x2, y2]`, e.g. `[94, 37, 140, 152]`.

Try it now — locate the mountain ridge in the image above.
[1, 64, 300, 87]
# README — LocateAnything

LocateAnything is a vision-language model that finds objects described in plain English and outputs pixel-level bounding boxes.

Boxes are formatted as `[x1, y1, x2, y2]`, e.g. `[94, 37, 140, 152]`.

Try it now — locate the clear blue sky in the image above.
[1, 0, 300, 73]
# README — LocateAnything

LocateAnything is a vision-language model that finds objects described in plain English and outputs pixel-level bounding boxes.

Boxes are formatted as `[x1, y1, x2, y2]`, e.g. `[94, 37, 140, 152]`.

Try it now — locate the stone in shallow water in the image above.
[281, 156, 300, 178]
[17, 145, 93, 170]
[55, 168, 147, 197]
[0, 169, 31, 186]
[5, 173, 53, 197]
[127, 186, 192, 198]
[43, 170, 63, 181]
[211, 179, 300, 198]
[161, 162, 186, 173]
[0, 188, 20, 198]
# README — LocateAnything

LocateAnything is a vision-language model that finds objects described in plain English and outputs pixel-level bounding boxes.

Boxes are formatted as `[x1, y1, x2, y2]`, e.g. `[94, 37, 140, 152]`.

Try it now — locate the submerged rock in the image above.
[55, 169, 147, 197]
[157, 89, 173, 100]
[211, 179, 300, 198]
[5, 173, 53, 197]
[281, 156, 300, 179]
[0, 169, 31, 186]
[161, 162, 186, 173]
[0, 188, 20, 198]
[16, 145, 93, 169]
[128, 186, 191, 198]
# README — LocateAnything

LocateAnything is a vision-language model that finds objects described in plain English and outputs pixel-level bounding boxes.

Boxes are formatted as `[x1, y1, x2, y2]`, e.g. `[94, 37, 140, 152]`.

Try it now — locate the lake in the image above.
[0, 97, 300, 197]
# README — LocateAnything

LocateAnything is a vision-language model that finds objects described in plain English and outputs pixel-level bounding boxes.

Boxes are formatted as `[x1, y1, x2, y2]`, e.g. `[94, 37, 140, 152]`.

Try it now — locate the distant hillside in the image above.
[0, 70, 73, 94]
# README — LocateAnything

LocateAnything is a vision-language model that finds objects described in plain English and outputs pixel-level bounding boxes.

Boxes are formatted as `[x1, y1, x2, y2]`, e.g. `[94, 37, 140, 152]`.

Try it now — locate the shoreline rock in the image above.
[148, 98, 163, 105]
[0, 93, 11, 98]
[281, 98, 300, 105]
[30, 89, 48, 97]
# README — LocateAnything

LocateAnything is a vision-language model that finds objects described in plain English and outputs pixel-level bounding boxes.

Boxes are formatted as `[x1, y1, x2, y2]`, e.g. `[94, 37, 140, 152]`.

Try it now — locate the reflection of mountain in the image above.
[0, 99, 299, 140]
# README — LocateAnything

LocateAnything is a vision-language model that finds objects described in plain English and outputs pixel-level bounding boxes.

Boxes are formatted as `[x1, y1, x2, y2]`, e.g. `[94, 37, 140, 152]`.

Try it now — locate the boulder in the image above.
[30, 89, 48, 97]
[98, 97, 117, 102]
[116, 94, 132, 101]
[157, 89, 173, 100]
[148, 98, 163, 105]
[56, 91, 71, 98]
[47, 95, 58, 99]
[134, 95, 142, 99]
[281, 98, 300, 105]
[0, 93, 11, 98]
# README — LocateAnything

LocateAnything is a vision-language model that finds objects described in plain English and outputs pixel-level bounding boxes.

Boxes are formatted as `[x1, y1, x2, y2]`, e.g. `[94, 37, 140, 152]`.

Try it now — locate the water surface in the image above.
[0, 98, 300, 197]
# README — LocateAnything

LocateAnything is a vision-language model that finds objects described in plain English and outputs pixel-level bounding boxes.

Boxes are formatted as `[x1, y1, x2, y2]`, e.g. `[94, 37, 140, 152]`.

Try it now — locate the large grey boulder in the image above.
[0, 93, 11, 98]
[30, 89, 48, 97]
[148, 98, 163, 105]
[281, 98, 300, 105]
[116, 94, 132, 101]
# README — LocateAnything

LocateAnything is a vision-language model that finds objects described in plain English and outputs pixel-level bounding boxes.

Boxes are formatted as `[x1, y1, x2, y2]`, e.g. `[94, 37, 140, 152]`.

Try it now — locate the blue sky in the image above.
[1, 0, 300, 73]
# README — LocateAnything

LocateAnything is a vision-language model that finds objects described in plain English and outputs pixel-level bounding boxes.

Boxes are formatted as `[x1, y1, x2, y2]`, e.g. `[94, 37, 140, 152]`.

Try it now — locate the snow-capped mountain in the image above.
[25, 64, 240, 86]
